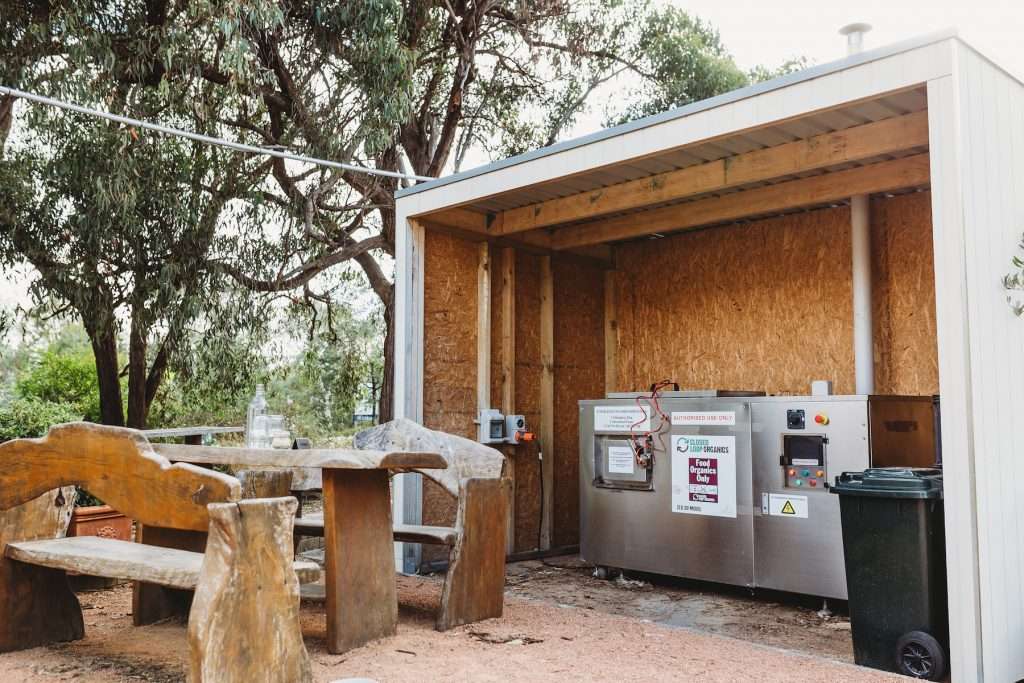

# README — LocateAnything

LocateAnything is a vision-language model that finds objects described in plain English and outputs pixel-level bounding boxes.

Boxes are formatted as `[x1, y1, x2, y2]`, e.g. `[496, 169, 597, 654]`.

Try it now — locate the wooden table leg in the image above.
[322, 469, 397, 653]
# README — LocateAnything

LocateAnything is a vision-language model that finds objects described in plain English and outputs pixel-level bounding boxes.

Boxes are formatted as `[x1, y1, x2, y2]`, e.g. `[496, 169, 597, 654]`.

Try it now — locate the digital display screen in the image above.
[784, 434, 825, 465]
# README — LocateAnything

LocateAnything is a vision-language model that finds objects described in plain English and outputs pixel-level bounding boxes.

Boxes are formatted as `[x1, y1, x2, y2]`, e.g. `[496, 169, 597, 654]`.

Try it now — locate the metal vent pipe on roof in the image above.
[840, 23, 876, 394]
[839, 23, 873, 55]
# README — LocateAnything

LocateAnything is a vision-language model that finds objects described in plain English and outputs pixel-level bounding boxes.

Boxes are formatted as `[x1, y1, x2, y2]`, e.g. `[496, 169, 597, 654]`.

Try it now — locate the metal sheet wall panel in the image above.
[927, 69, 984, 683]
[951, 45, 1024, 682]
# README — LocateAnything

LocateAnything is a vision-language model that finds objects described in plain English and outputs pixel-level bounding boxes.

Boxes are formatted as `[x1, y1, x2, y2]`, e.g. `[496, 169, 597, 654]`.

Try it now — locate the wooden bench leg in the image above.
[438, 478, 510, 631]
[187, 497, 311, 683]
[322, 469, 397, 654]
[133, 525, 207, 625]
[0, 487, 83, 652]
[134, 473, 292, 625]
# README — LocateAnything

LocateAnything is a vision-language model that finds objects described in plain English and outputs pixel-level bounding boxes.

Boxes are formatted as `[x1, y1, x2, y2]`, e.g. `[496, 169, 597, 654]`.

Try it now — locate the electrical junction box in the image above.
[476, 409, 530, 445]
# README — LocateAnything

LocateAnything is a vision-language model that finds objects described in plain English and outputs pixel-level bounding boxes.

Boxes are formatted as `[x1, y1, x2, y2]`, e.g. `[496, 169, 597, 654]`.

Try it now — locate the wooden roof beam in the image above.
[497, 110, 929, 235]
[413, 206, 614, 263]
[548, 152, 931, 250]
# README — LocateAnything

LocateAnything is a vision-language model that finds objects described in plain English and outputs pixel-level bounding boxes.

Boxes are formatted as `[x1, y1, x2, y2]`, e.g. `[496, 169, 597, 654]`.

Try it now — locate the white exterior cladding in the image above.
[393, 32, 1024, 681]
[934, 43, 1024, 683]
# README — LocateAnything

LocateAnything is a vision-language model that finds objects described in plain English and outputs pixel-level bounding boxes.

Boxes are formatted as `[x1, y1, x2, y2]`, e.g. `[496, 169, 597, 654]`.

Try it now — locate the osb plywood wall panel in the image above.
[419, 239, 606, 554]
[871, 192, 939, 395]
[613, 206, 858, 395]
[421, 229, 477, 556]
[611, 194, 939, 396]
[513, 252, 543, 552]
[552, 256, 605, 548]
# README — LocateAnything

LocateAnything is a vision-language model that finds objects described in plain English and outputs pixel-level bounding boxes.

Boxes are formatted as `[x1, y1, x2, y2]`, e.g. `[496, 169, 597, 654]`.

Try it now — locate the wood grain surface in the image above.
[0, 487, 81, 652]
[154, 443, 447, 471]
[0, 423, 240, 532]
[438, 478, 510, 630]
[188, 498, 313, 683]
[322, 469, 397, 654]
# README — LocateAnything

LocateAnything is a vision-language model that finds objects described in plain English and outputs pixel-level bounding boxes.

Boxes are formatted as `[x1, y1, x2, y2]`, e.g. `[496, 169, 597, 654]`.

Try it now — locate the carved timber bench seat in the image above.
[0, 423, 317, 683]
[294, 418, 510, 631]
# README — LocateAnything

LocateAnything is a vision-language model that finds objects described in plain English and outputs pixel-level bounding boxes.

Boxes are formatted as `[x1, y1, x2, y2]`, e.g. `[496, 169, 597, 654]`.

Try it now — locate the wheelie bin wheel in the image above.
[895, 631, 947, 681]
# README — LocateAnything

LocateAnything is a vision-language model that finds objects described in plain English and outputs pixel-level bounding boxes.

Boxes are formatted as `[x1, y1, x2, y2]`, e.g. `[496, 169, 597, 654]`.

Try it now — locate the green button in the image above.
[795, 479, 803, 486]
[802, 469, 810, 477]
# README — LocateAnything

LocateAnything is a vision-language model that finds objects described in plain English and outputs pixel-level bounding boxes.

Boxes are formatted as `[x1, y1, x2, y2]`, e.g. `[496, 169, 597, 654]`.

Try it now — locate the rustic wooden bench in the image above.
[0, 423, 317, 682]
[294, 418, 510, 630]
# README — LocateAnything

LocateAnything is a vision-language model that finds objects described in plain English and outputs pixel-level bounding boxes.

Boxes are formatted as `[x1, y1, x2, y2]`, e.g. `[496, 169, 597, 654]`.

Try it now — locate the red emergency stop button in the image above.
[814, 413, 829, 425]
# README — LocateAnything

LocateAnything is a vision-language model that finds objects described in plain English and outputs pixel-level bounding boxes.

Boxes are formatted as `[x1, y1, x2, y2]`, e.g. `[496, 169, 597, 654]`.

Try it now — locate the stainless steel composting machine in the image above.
[579, 389, 937, 599]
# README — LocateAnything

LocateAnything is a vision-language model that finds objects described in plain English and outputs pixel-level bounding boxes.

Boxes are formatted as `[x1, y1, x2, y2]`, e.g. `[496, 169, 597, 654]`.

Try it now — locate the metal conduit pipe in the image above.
[851, 193, 875, 395]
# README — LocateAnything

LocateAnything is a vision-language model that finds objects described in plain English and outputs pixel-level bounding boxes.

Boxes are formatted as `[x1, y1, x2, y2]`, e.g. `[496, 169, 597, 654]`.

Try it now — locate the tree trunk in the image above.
[378, 294, 395, 423]
[89, 332, 125, 427]
[126, 318, 148, 429]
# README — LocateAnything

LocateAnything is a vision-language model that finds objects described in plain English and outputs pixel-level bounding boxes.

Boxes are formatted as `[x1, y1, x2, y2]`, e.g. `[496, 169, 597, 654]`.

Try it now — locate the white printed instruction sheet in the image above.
[593, 405, 650, 432]
[670, 434, 737, 518]
[606, 446, 635, 475]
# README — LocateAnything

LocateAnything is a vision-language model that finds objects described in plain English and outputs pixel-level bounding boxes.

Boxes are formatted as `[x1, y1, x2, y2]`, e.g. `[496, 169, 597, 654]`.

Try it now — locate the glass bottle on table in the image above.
[246, 384, 268, 448]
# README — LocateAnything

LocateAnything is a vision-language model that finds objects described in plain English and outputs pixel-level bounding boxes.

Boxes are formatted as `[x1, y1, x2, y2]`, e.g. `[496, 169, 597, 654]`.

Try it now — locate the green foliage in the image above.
[606, 8, 747, 126]
[2, 0, 808, 431]
[15, 350, 101, 421]
[0, 397, 80, 441]
[1004, 234, 1024, 316]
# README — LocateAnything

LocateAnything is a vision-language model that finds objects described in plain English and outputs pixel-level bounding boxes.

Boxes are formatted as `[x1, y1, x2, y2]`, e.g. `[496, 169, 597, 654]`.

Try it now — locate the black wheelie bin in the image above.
[830, 467, 948, 680]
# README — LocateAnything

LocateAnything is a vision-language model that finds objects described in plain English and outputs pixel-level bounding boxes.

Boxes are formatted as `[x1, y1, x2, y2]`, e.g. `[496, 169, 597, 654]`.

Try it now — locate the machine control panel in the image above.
[781, 434, 827, 490]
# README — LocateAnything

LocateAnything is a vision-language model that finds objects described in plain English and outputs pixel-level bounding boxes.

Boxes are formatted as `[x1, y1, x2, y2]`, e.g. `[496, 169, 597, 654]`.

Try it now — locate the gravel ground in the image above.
[0, 563, 905, 682]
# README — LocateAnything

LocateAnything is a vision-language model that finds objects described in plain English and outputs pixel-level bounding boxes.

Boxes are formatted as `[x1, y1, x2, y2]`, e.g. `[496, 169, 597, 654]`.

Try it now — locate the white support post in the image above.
[393, 212, 425, 574]
[851, 194, 875, 395]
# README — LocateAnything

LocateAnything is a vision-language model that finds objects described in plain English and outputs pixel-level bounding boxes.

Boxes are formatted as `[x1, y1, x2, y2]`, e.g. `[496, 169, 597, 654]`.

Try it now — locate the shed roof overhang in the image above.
[396, 31, 963, 253]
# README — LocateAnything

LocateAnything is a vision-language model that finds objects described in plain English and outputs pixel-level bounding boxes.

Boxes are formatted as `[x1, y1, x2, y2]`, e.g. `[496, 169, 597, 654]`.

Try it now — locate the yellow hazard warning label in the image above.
[768, 493, 808, 518]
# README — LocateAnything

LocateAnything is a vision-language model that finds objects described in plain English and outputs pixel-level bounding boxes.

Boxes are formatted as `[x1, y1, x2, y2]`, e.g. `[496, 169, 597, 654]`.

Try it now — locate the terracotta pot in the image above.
[67, 505, 134, 589]
[68, 505, 133, 541]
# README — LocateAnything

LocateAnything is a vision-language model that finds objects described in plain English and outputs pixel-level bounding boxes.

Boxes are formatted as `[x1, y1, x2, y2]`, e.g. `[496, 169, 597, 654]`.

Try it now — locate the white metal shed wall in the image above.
[947, 43, 1024, 683]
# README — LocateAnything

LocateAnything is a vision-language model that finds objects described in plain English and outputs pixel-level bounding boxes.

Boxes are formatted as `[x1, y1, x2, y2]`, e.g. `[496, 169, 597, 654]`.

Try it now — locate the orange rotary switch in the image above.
[814, 413, 829, 425]
[514, 431, 536, 443]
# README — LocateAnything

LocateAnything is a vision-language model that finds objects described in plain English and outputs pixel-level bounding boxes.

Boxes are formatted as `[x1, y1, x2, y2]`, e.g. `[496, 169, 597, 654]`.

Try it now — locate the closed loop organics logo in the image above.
[676, 436, 714, 454]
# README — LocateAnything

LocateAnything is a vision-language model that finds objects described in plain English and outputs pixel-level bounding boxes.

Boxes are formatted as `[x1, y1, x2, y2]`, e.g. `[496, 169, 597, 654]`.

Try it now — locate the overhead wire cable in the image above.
[0, 85, 433, 183]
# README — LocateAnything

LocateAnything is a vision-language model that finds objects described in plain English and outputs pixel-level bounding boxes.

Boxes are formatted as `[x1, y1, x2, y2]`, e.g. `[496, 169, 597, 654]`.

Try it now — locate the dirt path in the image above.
[0, 570, 900, 682]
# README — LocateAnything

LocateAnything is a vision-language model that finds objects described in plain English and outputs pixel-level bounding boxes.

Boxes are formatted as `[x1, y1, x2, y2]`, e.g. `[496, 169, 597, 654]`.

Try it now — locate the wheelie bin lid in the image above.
[830, 467, 943, 499]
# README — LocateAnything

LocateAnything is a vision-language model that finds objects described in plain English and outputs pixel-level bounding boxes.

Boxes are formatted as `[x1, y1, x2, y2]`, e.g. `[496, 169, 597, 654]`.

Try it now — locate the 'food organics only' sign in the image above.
[671, 435, 737, 518]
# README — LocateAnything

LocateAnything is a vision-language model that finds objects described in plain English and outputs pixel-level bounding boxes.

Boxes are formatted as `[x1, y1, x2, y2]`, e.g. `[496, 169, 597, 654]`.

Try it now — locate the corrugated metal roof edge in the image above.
[396, 27, 961, 201]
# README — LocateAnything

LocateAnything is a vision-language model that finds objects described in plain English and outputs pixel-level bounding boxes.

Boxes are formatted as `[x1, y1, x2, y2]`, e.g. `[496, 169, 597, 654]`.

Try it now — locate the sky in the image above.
[671, 0, 1024, 78]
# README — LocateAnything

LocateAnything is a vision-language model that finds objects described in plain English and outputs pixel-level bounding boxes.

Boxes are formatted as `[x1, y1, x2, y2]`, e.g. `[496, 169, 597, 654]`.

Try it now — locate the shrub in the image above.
[15, 351, 100, 421]
[0, 397, 81, 441]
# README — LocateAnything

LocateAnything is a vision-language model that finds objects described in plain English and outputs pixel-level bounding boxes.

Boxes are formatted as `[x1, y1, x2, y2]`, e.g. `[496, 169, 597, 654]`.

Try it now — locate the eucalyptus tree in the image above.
[1, 0, 775, 422]
[0, 103, 273, 427]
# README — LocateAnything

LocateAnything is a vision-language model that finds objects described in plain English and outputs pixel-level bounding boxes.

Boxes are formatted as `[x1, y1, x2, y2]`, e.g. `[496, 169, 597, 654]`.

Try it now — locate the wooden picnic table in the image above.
[151, 443, 447, 653]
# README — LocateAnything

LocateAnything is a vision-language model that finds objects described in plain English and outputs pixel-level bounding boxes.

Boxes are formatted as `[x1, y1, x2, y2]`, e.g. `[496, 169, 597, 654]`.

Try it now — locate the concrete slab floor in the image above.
[505, 554, 855, 663]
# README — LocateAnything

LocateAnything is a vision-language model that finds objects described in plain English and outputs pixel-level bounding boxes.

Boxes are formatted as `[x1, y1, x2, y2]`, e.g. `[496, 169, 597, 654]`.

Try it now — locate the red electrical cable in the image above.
[629, 379, 674, 463]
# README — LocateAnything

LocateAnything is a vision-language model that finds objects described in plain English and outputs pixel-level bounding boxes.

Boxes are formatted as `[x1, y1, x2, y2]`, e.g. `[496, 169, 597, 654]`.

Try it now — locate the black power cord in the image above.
[536, 439, 544, 551]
